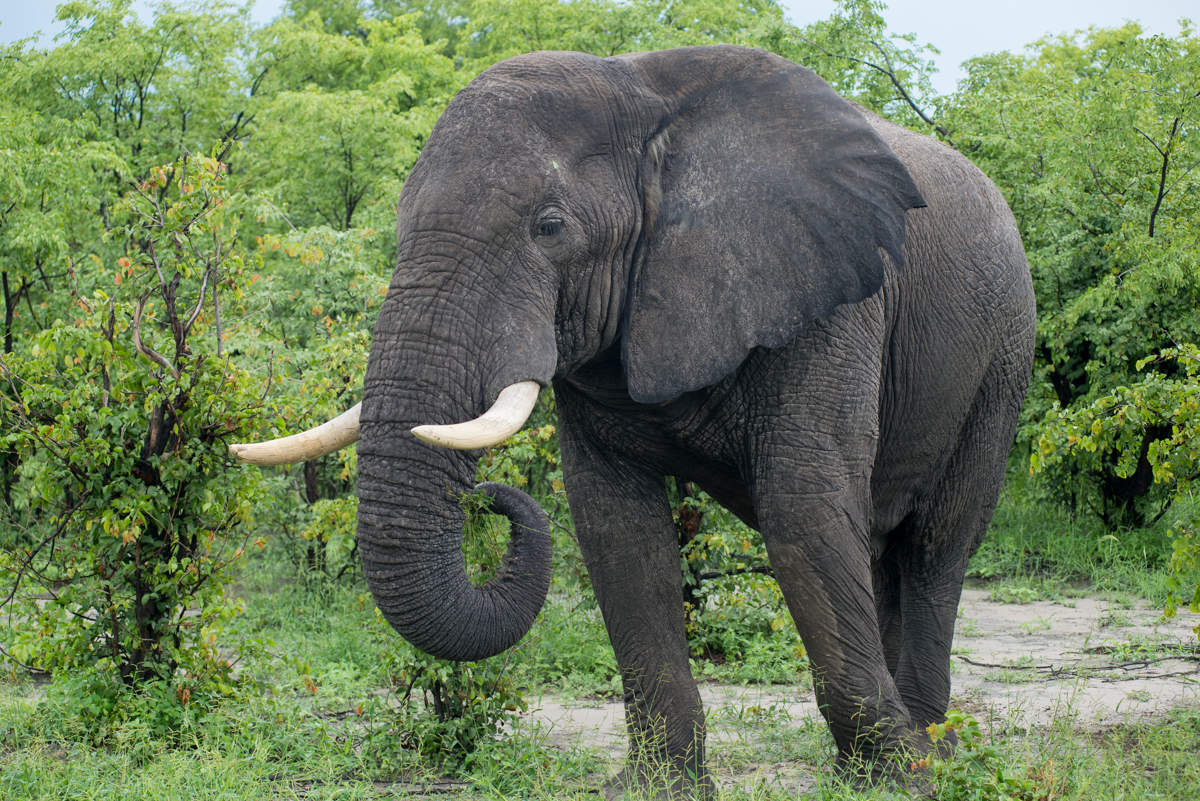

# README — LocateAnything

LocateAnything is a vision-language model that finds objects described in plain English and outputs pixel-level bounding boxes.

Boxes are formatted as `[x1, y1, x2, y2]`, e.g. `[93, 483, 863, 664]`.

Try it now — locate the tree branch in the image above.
[132, 292, 180, 379]
[0, 490, 90, 609]
[800, 35, 956, 147]
[1144, 118, 1180, 238]
[182, 265, 211, 338]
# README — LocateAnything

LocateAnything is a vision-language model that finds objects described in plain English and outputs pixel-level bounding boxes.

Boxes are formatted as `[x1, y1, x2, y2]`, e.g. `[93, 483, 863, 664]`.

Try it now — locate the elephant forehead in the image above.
[463, 51, 646, 135]
[414, 56, 646, 173]
[398, 131, 628, 238]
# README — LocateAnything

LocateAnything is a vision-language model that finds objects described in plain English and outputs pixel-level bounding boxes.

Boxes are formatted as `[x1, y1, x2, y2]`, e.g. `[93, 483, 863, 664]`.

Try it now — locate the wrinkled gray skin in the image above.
[356, 45, 1035, 798]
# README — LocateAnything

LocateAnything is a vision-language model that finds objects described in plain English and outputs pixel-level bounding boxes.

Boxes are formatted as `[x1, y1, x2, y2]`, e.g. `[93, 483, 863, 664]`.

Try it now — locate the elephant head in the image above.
[231, 45, 924, 662]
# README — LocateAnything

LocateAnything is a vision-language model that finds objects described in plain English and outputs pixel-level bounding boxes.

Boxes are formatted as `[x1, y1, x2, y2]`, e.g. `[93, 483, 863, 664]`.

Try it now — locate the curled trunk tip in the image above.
[361, 480, 553, 662]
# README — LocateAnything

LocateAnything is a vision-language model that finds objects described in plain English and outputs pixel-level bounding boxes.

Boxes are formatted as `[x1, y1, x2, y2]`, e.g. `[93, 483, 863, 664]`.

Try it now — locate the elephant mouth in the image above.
[227, 380, 542, 465]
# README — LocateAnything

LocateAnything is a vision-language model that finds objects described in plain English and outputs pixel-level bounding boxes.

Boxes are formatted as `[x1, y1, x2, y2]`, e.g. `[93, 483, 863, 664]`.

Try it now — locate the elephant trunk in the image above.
[357, 432, 552, 660]
[355, 296, 556, 661]
[354, 217, 558, 661]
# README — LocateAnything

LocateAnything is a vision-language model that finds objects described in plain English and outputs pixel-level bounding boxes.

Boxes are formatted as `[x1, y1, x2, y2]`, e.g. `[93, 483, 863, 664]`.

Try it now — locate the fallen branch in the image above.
[957, 657, 1053, 671]
[1101, 669, 1198, 684]
[957, 653, 1200, 682]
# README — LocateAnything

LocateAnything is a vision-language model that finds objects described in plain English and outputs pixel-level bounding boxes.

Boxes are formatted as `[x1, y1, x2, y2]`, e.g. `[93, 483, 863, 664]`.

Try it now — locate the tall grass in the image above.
[969, 476, 1178, 605]
[2, 485, 1195, 800]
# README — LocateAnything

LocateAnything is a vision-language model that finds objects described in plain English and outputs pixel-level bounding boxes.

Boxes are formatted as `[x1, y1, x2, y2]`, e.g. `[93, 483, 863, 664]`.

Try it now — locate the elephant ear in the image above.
[619, 46, 926, 403]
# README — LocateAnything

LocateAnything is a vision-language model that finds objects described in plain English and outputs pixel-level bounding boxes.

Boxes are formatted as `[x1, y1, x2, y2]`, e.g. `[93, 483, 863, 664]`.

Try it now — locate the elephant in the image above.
[232, 44, 1035, 798]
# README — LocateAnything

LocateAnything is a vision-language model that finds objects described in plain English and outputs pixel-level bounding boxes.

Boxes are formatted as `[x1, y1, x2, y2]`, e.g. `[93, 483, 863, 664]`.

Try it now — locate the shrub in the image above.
[923, 711, 1059, 801]
[1033, 345, 1200, 635]
[379, 637, 526, 765]
[0, 150, 267, 726]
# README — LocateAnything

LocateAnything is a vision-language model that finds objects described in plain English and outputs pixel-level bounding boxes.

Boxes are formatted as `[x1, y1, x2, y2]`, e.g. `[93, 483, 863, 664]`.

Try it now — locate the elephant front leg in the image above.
[764, 502, 913, 773]
[559, 424, 711, 800]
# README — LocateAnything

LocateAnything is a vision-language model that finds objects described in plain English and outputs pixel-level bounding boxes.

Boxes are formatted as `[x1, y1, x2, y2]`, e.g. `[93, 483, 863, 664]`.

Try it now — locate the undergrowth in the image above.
[2, 528, 1198, 800]
[968, 475, 1178, 605]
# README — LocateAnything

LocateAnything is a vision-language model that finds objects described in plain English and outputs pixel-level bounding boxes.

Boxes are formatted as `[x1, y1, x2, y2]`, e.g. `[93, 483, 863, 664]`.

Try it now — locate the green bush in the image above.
[1032, 345, 1200, 634]
[378, 636, 526, 765]
[0, 150, 267, 728]
[924, 711, 1058, 801]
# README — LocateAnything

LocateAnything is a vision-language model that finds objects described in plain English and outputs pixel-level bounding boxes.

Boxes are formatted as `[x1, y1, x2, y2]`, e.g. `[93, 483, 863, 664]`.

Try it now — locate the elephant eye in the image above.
[537, 219, 564, 238]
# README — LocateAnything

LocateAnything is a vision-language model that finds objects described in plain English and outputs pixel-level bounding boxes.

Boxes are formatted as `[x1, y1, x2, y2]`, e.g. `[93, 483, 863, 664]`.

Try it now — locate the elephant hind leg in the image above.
[873, 552, 903, 679]
[892, 356, 1027, 729]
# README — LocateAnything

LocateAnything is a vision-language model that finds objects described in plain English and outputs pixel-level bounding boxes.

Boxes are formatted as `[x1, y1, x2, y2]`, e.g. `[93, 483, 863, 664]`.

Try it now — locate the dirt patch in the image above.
[521, 589, 1200, 787]
[950, 587, 1199, 728]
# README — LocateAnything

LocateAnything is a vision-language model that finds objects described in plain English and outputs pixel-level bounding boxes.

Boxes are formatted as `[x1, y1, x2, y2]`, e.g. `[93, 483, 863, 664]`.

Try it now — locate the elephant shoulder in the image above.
[852, 107, 982, 189]
[850, 104, 1018, 249]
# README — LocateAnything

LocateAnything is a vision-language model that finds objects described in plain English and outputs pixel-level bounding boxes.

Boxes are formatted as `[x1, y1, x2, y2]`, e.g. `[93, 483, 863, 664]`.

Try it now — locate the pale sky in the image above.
[1, 1, 1195, 95]
[780, 1, 1195, 94]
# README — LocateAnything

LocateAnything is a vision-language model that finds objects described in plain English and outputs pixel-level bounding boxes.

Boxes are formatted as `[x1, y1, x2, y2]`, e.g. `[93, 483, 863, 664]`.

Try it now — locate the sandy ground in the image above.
[518, 587, 1200, 793]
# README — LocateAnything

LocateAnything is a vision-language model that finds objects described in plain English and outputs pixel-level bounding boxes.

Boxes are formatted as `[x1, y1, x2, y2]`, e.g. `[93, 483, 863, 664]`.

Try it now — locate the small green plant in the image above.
[990, 583, 1042, 605]
[1098, 609, 1132, 629]
[922, 710, 1057, 800]
[1107, 632, 1177, 662]
[1019, 615, 1054, 634]
[379, 628, 526, 765]
[988, 668, 1037, 686]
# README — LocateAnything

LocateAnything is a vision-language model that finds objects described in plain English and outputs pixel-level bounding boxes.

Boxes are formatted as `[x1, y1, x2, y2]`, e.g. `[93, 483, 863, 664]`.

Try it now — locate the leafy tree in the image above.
[14, 1, 256, 175]
[250, 12, 460, 231]
[752, 0, 944, 135]
[283, 0, 470, 52]
[252, 87, 423, 232]
[0, 95, 123, 506]
[0, 0, 259, 362]
[944, 22, 1200, 527]
[0, 2, 260, 523]
[462, 0, 784, 61]
[283, 0, 369, 36]
[0, 151, 267, 708]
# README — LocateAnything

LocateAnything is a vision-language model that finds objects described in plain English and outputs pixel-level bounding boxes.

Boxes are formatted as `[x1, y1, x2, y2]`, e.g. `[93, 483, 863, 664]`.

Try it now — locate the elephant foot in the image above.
[602, 760, 715, 801]
[834, 730, 935, 796]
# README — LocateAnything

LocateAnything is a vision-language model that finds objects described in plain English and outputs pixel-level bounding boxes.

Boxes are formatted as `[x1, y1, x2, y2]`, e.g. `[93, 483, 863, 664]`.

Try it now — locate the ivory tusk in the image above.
[411, 381, 540, 450]
[229, 403, 361, 466]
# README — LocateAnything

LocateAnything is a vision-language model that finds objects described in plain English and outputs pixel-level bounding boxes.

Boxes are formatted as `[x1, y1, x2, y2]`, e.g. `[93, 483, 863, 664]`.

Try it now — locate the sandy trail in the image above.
[520, 587, 1200, 791]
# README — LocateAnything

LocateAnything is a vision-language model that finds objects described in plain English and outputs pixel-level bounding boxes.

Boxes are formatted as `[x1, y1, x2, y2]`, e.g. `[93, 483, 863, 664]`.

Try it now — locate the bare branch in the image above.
[145, 237, 169, 290]
[212, 270, 223, 359]
[132, 292, 180, 379]
[182, 265, 211, 338]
